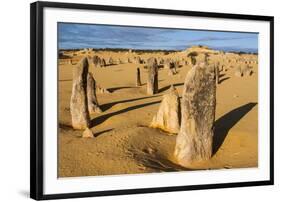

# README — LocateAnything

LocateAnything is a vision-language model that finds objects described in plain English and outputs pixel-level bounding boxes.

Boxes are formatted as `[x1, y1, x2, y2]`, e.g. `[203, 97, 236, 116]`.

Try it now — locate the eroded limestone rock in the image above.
[150, 85, 181, 134]
[147, 57, 158, 95]
[87, 72, 102, 114]
[70, 57, 91, 130]
[82, 127, 94, 138]
[174, 63, 216, 166]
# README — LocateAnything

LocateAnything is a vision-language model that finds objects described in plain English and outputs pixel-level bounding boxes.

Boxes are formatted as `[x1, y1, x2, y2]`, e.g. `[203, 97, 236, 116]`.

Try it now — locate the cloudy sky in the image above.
[58, 23, 258, 52]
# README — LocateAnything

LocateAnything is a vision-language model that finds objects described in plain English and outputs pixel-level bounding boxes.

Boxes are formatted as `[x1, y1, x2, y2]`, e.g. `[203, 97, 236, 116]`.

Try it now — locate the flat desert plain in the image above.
[58, 46, 258, 177]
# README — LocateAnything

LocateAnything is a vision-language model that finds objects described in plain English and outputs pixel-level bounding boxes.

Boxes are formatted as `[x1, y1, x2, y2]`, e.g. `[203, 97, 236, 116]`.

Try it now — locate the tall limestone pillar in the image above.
[147, 57, 158, 95]
[70, 57, 91, 130]
[174, 63, 216, 166]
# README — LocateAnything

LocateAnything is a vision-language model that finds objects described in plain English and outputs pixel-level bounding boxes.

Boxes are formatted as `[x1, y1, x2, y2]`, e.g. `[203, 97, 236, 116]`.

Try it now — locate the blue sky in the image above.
[58, 23, 258, 52]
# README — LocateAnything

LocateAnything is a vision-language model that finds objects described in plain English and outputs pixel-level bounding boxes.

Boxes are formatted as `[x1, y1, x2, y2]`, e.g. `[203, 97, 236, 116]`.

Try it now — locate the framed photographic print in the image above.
[30, 1, 274, 200]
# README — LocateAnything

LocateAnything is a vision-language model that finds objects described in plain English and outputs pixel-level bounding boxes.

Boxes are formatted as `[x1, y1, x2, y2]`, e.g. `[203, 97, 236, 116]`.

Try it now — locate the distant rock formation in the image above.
[243, 65, 253, 76]
[134, 56, 142, 64]
[97, 85, 111, 94]
[92, 55, 101, 67]
[147, 57, 158, 95]
[100, 58, 106, 67]
[136, 67, 141, 87]
[234, 66, 243, 77]
[164, 59, 172, 69]
[108, 57, 114, 65]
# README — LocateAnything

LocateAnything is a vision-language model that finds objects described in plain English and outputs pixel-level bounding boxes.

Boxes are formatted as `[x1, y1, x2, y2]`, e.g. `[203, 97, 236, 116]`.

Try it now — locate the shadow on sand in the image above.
[213, 102, 257, 155]
[92, 100, 161, 127]
[100, 95, 161, 111]
[219, 77, 230, 84]
[107, 86, 137, 93]
[158, 82, 184, 93]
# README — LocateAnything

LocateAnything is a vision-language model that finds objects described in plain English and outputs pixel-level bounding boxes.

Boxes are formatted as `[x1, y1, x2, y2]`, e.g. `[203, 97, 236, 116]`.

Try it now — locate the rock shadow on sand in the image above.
[158, 82, 184, 93]
[219, 76, 230, 84]
[92, 100, 161, 127]
[107, 86, 137, 93]
[213, 102, 257, 155]
[100, 95, 161, 111]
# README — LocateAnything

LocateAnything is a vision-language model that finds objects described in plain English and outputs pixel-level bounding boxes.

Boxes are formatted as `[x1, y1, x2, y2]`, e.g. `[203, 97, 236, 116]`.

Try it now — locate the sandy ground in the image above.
[58, 48, 258, 177]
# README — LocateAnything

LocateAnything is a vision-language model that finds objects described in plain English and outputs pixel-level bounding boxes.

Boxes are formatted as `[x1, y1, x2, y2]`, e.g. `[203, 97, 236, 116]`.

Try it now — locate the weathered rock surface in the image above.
[150, 85, 181, 134]
[136, 67, 141, 86]
[97, 86, 111, 94]
[134, 56, 142, 64]
[70, 57, 91, 130]
[87, 72, 102, 114]
[243, 65, 253, 76]
[174, 63, 216, 166]
[215, 64, 220, 85]
[234, 66, 243, 77]
[92, 55, 101, 67]
[108, 57, 114, 65]
[100, 58, 106, 67]
[82, 127, 94, 138]
[147, 57, 158, 95]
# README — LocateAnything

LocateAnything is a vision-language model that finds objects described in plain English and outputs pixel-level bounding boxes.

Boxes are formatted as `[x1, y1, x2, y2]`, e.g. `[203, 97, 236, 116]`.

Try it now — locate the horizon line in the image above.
[58, 46, 258, 54]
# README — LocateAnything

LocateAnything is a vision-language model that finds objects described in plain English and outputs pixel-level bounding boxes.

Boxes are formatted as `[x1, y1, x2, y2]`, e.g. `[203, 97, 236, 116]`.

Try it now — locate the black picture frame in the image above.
[30, 1, 274, 200]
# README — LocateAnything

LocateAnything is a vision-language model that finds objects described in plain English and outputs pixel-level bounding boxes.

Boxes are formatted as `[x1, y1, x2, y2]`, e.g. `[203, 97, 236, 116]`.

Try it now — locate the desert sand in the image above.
[58, 46, 258, 177]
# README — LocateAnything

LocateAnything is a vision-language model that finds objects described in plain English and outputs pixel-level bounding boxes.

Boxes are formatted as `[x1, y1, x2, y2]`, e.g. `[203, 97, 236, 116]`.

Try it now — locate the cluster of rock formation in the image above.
[164, 59, 179, 75]
[150, 53, 216, 167]
[234, 65, 253, 77]
[87, 53, 189, 70]
[88, 54, 147, 67]
[146, 50, 255, 166]
[65, 47, 257, 166]
[92, 55, 106, 67]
